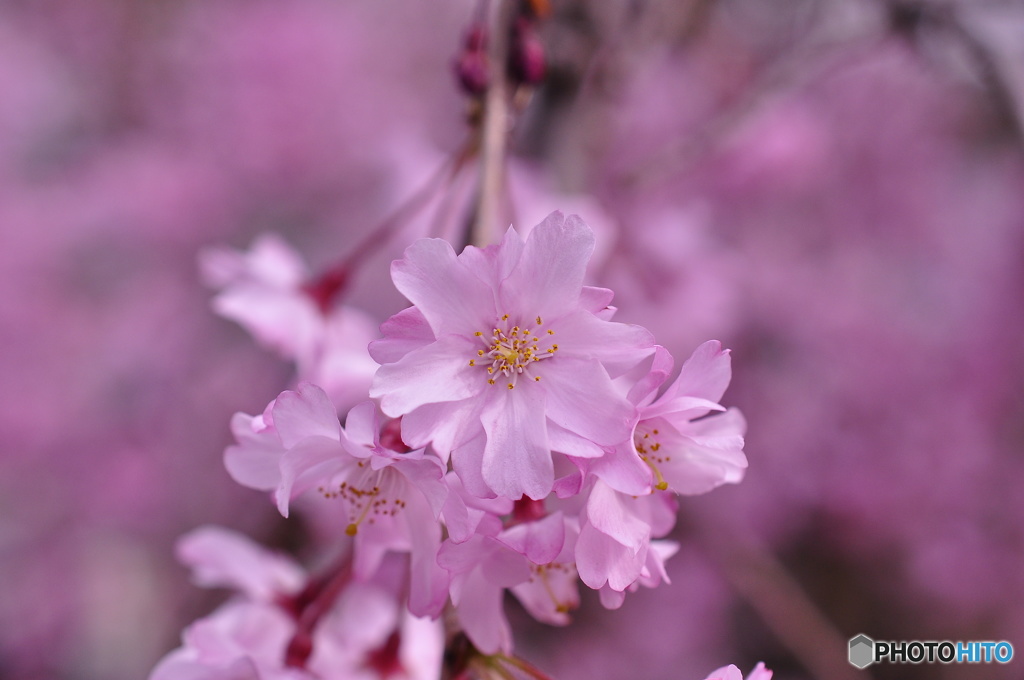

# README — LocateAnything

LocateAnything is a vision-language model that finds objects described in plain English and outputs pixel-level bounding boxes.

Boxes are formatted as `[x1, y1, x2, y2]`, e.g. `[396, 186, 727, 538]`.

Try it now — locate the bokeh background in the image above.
[2, 1, 1022, 679]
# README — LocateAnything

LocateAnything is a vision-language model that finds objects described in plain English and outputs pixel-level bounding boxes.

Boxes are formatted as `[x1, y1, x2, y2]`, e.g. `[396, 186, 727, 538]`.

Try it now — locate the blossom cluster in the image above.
[153, 212, 752, 679]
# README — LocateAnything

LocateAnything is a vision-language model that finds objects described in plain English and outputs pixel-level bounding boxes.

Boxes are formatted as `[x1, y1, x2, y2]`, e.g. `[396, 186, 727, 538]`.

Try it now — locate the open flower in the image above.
[593, 341, 747, 497]
[201, 234, 379, 411]
[370, 212, 655, 500]
[224, 384, 449, 616]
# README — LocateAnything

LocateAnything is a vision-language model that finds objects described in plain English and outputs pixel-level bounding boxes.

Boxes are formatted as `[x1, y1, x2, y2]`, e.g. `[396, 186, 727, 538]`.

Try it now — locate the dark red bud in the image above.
[455, 50, 490, 96]
[464, 24, 488, 51]
[508, 18, 545, 86]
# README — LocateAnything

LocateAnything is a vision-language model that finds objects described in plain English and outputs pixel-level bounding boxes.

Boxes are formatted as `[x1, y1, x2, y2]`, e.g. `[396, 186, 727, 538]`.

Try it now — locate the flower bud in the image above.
[508, 18, 545, 87]
[455, 24, 490, 95]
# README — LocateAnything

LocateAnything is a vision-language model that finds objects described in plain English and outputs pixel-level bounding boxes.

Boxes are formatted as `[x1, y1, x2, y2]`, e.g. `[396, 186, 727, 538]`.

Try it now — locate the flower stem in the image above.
[471, 0, 514, 248]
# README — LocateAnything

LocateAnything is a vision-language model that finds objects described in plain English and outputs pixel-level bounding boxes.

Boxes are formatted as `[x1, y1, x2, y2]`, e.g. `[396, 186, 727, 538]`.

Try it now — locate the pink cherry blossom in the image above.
[574, 479, 678, 595]
[176, 526, 305, 603]
[202, 235, 379, 412]
[224, 384, 449, 616]
[594, 341, 746, 497]
[370, 212, 655, 500]
[150, 601, 309, 680]
[150, 527, 313, 680]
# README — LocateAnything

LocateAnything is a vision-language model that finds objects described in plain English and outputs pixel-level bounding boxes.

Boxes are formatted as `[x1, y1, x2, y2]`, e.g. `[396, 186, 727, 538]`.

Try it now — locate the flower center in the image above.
[469, 314, 558, 389]
[317, 462, 407, 535]
[634, 425, 670, 491]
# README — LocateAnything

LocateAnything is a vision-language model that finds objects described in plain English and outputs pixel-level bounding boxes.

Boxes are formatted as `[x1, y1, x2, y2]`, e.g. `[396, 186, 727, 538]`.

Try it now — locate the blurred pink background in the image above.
[2, 1, 1022, 679]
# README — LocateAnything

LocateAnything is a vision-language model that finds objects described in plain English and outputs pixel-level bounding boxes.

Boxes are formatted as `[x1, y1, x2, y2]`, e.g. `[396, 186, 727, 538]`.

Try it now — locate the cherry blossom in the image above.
[370, 212, 655, 500]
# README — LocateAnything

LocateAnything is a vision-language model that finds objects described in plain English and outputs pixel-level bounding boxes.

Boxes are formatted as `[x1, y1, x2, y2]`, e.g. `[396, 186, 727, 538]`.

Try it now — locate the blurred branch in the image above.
[875, 0, 1024, 145]
[696, 517, 872, 680]
[472, 0, 515, 248]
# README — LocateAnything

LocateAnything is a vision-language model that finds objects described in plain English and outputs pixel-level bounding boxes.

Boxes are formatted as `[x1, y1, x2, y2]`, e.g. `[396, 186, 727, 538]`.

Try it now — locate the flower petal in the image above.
[271, 383, 340, 449]
[400, 396, 488, 457]
[541, 357, 635, 448]
[368, 305, 435, 365]
[176, 526, 305, 600]
[481, 386, 553, 500]
[342, 401, 379, 449]
[371, 335, 485, 417]
[499, 511, 566, 565]
[554, 309, 655, 378]
[660, 340, 732, 405]
[499, 212, 595, 320]
[391, 238, 495, 337]
[275, 435, 346, 517]
[224, 413, 283, 491]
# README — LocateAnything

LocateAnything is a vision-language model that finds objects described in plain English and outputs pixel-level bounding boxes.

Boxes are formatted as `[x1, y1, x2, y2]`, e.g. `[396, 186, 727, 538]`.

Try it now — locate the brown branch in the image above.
[472, 0, 515, 248]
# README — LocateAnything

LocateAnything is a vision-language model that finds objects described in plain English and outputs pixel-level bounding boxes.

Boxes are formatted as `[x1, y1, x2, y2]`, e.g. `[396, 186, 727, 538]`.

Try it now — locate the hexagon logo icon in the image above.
[849, 634, 875, 669]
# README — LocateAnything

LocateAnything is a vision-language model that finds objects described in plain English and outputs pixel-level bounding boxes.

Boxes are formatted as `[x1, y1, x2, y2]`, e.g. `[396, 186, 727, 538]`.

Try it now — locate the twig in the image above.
[471, 0, 515, 247]
[697, 517, 872, 680]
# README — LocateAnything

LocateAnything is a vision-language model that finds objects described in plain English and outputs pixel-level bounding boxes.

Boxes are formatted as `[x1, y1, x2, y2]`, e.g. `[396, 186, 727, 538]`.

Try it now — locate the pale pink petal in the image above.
[271, 383, 340, 448]
[660, 340, 732, 405]
[511, 560, 579, 625]
[576, 483, 651, 590]
[553, 308, 655, 378]
[588, 442, 653, 496]
[451, 432, 494, 500]
[395, 457, 448, 518]
[437, 536, 529, 655]
[661, 443, 747, 494]
[400, 397, 487, 456]
[150, 651, 261, 680]
[642, 395, 726, 421]
[498, 212, 595, 320]
[368, 306, 434, 365]
[598, 586, 626, 610]
[441, 471, 510, 542]
[398, 612, 446, 680]
[639, 540, 679, 587]
[541, 357, 635, 447]
[275, 436, 346, 517]
[371, 335, 485, 417]
[453, 568, 513, 655]
[650, 409, 747, 494]
[687, 407, 748, 439]
[583, 481, 650, 551]
[303, 307, 379, 411]
[579, 285, 614, 313]
[404, 488, 448, 618]
[176, 526, 305, 600]
[547, 420, 606, 458]
[212, 287, 322, 362]
[224, 413, 283, 491]
[459, 226, 525, 290]
[182, 601, 295, 669]
[342, 401, 378, 449]
[702, 666, 744, 680]
[745, 662, 774, 680]
[481, 386, 552, 500]
[576, 521, 647, 591]
[626, 345, 674, 407]
[390, 238, 495, 337]
[499, 512, 566, 564]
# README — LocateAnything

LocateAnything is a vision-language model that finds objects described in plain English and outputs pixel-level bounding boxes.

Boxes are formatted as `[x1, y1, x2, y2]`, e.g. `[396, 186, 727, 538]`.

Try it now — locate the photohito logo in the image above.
[848, 634, 1014, 668]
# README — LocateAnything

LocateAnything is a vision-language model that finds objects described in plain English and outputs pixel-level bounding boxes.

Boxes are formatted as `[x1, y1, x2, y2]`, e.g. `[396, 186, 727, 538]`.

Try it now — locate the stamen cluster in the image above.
[472, 316, 555, 387]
